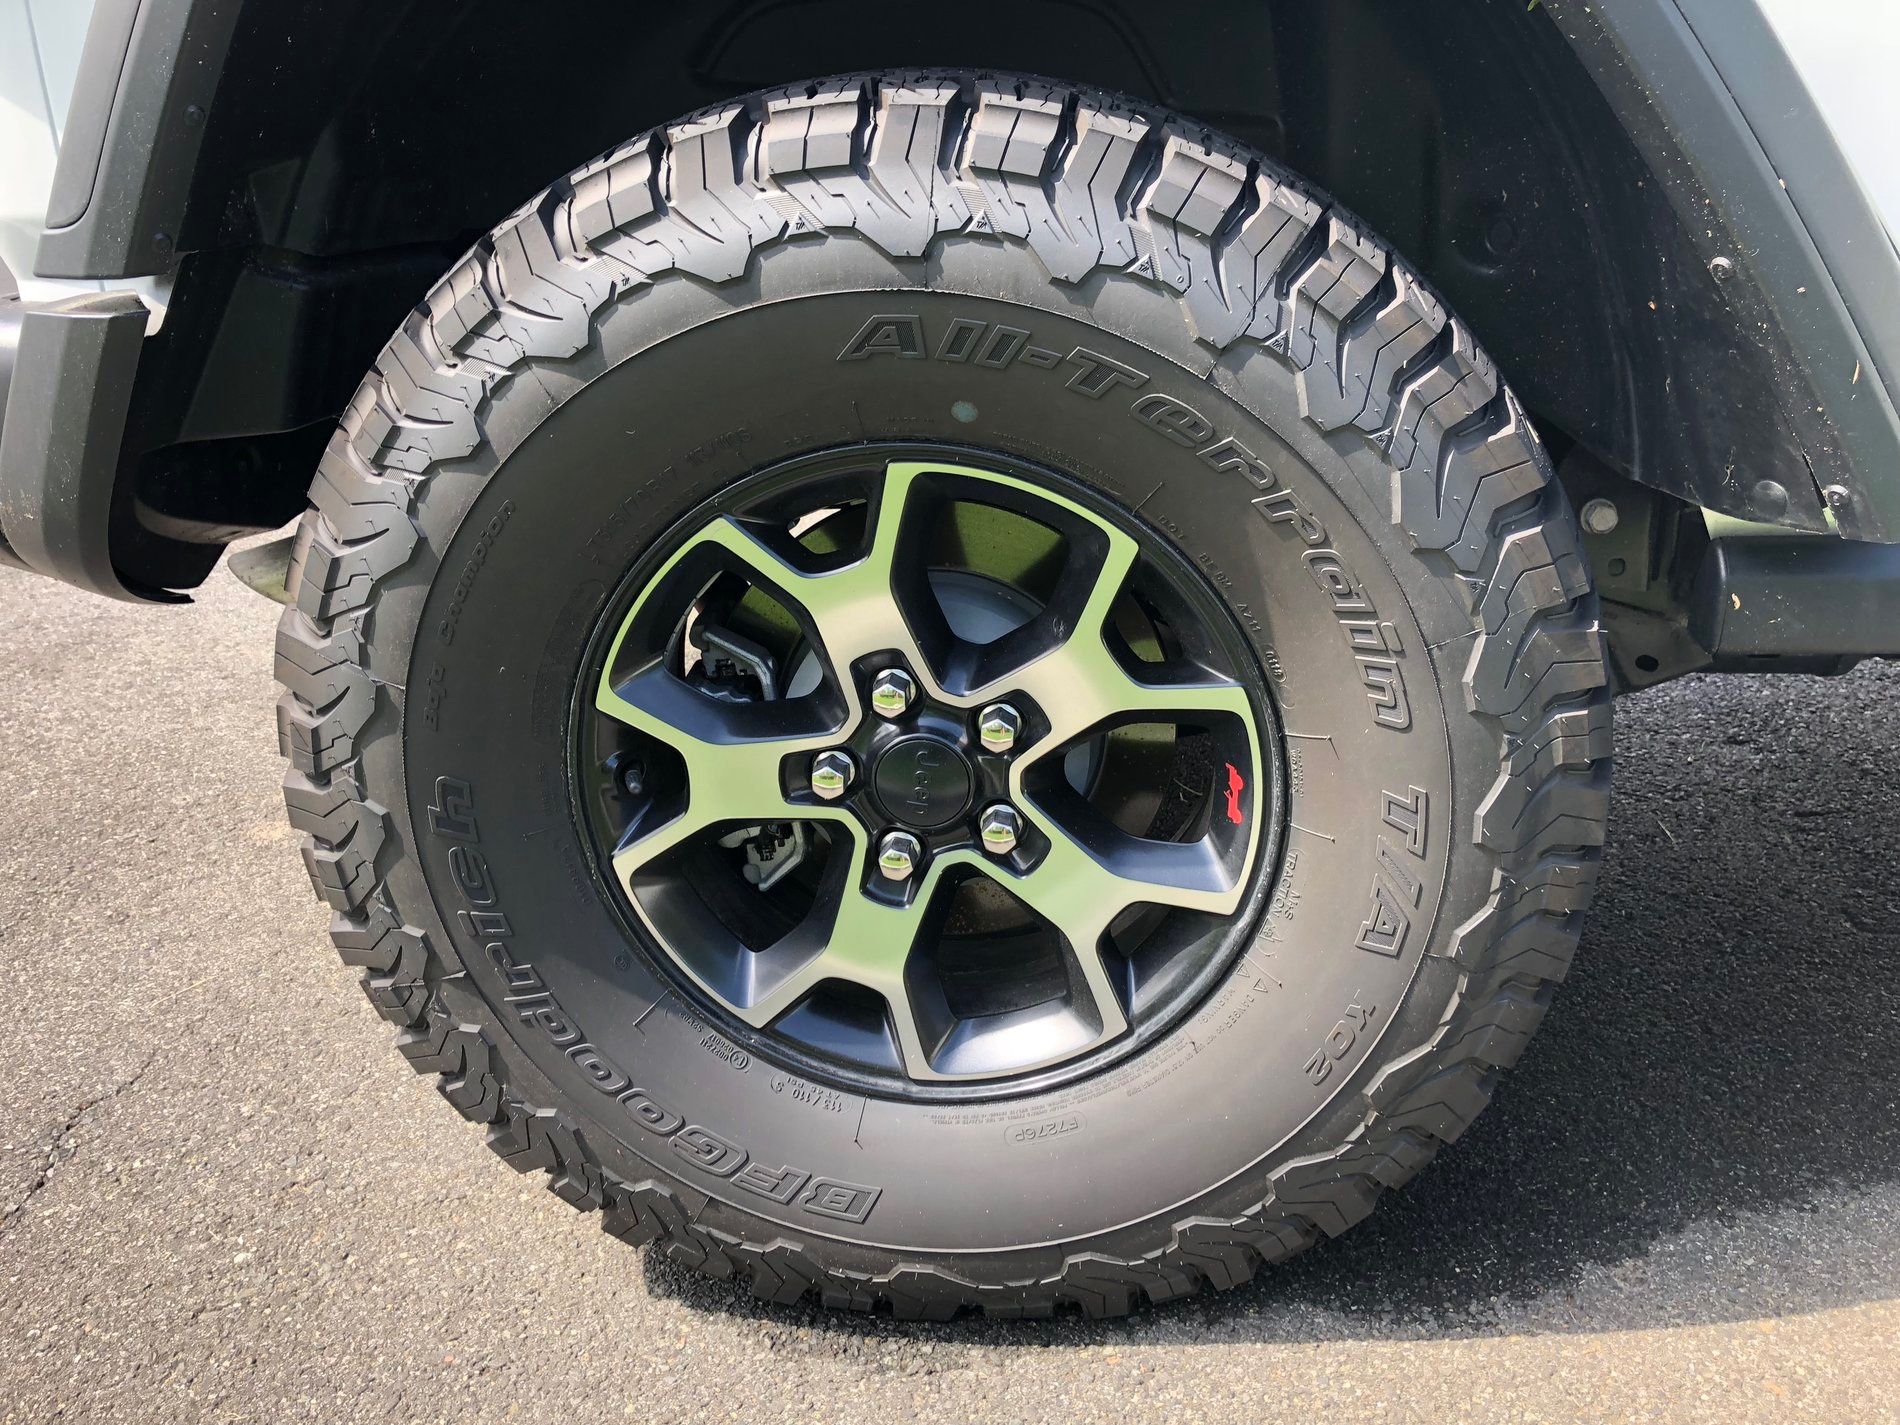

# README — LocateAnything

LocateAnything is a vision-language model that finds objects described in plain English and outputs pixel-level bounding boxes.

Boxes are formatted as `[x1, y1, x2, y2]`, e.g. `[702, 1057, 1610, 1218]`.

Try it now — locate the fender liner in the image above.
[1548, 0, 1900, 542]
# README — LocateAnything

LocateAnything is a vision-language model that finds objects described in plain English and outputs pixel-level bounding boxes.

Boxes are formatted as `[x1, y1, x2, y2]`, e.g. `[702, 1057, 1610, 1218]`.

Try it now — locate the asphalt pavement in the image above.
[1, 555, 1896, 1423]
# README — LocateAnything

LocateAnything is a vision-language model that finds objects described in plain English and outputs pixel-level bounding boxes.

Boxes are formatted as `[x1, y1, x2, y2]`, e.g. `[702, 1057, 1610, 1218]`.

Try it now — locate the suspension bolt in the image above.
[809, 750, 855, 801]
[877, 830, 922, 881]
[870, 667, 917, 719]
[1579, 497, 1620, 536]
[978, 804, 1022, 858]
[977, 702, 1021, 754]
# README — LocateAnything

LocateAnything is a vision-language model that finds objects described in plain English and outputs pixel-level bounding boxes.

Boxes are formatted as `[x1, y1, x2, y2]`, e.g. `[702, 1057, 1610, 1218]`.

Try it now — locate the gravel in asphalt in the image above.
[1, 557, 1896, 1423]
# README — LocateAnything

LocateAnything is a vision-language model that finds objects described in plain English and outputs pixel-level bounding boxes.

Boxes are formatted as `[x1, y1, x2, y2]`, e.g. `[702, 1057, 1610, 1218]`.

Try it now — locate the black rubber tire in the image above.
[275, 71, 1612, 1319]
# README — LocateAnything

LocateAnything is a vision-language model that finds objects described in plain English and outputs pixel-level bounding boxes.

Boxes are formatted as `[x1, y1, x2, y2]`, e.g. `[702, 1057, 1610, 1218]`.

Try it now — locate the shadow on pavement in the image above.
[643, 663, 1900, 1341]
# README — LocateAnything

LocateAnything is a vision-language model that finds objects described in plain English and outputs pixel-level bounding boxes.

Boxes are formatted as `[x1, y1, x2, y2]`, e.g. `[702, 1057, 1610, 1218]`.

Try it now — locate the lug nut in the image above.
[870, 668, 917, 719]
[809, 750, 855, 801]
[977, 702, 1021, 754]
[877, 830, 922, 881]
[1579, 497, 1620, 536]
[978, 804, 1022, 858]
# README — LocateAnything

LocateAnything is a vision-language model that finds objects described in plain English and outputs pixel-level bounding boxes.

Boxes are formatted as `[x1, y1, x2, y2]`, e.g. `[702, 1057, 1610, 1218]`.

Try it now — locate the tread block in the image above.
[1220, 179, 1326, 349]
[650, 105, 783, 283]
[284, 772, 384, 912]
[1283, 216, 1386, 374]
[273, 613, 372, 774]
[1135, 134, 1249, 298]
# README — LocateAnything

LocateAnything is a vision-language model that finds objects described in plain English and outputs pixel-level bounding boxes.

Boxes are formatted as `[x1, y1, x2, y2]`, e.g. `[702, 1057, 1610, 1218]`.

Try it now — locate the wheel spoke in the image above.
[685, 472, 926, 715]
[995, 528, 1256, 751]
[604, 458, 1254, 741]
[732, 841, 983, 1080]
[989, 815, 1246, 1040]
[600, 664, 840, 878]
[686, 460, 1255, 735]
[1014, 645, 1257, 758]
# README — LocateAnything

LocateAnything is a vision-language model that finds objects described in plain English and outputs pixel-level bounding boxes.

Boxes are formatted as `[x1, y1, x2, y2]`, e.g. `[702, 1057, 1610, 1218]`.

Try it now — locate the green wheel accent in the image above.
[588, 454, 1272, 1085]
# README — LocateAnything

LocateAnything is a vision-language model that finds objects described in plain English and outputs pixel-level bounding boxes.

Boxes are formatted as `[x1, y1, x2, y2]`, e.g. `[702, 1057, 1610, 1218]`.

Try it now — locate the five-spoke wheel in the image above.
[583, 454, 1276, 1086]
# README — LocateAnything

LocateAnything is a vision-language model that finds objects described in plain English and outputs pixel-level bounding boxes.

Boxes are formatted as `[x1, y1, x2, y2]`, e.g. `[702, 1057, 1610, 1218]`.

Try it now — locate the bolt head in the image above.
[869, 668, 917, 719]
[877, 830, 922, 881]
[1752, 479, 1791, 520]
[977, 702, 1022, 754]
[810, 750, 855, 801]
[978, 804, 1022, 857]
[1579, 497, 1620, 536]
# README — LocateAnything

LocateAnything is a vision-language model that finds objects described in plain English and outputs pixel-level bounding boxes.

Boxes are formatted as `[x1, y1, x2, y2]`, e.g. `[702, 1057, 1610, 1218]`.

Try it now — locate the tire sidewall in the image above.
[366, 236, 1494, 1262]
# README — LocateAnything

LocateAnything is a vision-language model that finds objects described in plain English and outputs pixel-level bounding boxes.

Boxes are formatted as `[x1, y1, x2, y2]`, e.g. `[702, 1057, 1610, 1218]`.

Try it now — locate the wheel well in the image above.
[122, 0, 1692, 582]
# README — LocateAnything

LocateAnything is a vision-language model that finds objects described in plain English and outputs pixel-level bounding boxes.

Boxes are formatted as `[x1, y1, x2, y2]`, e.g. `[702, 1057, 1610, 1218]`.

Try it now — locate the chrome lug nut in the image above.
[978, 804, 1022, 858]
[977, 702, 1021, 754]
[809, 750, 855, 801]
[877, 830, 922, 881]
[870, 667, 917, 719]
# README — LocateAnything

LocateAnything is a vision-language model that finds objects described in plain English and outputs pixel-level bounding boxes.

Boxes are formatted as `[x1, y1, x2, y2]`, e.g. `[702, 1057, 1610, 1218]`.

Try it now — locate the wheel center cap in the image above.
[872, 734, 974, 832]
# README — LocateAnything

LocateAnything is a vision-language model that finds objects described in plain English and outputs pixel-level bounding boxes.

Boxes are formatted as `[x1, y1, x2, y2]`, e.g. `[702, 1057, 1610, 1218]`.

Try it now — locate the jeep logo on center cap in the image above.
[871, 735, 974, 832]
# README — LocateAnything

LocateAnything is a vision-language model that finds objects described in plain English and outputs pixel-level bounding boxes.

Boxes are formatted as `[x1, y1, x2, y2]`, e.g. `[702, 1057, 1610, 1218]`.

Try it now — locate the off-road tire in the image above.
[275, 70, 1611, 1319]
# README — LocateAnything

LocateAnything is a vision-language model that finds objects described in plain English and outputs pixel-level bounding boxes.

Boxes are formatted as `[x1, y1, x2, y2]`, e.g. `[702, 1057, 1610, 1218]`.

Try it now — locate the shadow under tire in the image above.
[273, 70, 1612, 1319]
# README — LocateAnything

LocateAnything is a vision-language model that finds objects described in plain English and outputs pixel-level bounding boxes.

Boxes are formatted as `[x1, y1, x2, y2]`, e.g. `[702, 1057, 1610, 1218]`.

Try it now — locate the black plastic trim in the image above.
[0, 292, 170, 601]
[1692, 537, 1900, 660]
[1679, 0, 1900, 428]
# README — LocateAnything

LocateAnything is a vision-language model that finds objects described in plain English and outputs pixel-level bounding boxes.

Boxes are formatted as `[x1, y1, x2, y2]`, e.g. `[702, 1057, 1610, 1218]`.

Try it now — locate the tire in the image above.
[275, 70, 1611, 1319]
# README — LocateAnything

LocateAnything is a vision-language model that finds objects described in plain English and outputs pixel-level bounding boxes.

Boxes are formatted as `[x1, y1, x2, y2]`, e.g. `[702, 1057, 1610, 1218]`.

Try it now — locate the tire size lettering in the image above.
[770, 1074, 848, 1114]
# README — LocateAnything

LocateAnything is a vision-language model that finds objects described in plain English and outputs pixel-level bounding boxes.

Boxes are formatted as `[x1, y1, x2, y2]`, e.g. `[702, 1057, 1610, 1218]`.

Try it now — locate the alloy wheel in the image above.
[580, 451, 1281, 1091]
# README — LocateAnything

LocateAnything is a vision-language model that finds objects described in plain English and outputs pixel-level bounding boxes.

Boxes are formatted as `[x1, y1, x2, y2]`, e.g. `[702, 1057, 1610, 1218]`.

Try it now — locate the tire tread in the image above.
[274, 70, 1611, 1319]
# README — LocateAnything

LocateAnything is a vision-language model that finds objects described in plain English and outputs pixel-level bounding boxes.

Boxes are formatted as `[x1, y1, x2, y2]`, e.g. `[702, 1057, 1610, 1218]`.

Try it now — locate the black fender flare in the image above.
[1547, 0, 1900, 543]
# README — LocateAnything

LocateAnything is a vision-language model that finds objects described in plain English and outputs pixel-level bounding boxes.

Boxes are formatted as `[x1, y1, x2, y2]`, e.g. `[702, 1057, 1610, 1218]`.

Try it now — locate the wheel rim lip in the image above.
[571, 440, 1289, 1103]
